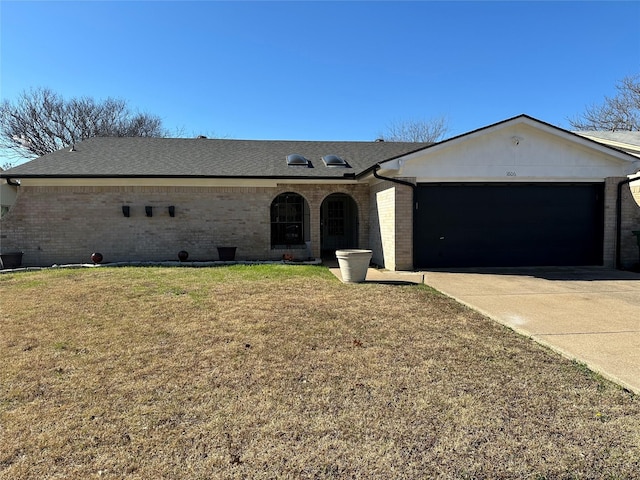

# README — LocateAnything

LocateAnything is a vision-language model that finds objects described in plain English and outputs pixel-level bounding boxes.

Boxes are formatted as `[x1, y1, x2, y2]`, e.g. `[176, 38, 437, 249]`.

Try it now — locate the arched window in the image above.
[271, 192, 308, 247]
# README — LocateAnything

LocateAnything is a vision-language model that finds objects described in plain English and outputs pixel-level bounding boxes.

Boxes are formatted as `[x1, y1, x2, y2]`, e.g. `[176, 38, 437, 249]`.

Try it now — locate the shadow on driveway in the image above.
[423, 266, 640, 282]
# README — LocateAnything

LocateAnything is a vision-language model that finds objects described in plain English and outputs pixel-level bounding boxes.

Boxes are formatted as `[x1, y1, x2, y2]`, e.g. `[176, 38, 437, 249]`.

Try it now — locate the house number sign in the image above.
[506, 171, 517, 176]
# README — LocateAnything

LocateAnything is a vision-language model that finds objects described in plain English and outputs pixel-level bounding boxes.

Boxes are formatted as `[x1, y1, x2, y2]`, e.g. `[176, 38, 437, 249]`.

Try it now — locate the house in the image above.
[1, 114, 639, 270]
[574, 130, 640, 201]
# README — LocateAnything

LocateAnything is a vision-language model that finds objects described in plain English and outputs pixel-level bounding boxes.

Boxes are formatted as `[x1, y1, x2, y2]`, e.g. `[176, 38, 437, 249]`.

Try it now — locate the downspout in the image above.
[373, 164, 416, 190]
[6, 178, 20, 187]
[616, 175, 638, 269]
[373, 164, 417, 269]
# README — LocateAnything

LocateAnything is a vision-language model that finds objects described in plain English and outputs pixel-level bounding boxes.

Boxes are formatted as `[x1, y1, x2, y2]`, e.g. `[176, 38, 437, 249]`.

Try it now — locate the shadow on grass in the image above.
[363, 280, 422, 286]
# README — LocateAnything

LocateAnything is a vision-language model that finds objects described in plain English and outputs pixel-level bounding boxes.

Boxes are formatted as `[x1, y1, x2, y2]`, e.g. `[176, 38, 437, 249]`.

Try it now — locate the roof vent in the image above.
[196, 135, 207, 139]
[375, 138, 385, 142]
[322, 155, 347, 167]
[286, 154, 309, 166]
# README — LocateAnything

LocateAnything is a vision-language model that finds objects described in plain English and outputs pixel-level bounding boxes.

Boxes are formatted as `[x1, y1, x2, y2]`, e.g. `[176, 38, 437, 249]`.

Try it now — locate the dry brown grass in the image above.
[1, 265, 639, 479]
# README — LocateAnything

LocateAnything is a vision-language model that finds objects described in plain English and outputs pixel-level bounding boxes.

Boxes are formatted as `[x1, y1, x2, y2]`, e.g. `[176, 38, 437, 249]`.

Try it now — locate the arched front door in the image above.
[320, 193, 358, 254]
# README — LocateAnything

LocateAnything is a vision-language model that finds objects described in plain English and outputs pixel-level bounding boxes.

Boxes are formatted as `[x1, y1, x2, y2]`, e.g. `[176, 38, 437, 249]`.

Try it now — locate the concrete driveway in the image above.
[421, 267, 640, 394]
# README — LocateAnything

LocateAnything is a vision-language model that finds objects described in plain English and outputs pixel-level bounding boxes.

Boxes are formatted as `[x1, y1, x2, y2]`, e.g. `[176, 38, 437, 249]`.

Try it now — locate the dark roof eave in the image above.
[0, 173, 361, 181]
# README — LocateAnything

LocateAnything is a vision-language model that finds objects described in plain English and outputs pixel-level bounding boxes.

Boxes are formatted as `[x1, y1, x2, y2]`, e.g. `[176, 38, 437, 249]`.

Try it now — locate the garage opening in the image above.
[414, 183, 604, 268]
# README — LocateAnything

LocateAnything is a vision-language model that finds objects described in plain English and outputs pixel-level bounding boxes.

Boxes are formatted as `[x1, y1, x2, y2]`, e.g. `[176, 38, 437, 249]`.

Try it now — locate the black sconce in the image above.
[145, 206, 153, 217]
[122, 205, 130, 217]
[168, 206, 175, 217]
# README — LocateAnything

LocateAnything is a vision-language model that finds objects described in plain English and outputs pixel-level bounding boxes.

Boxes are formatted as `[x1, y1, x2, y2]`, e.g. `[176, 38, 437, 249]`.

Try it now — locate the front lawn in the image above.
[1, 265, 638, 479]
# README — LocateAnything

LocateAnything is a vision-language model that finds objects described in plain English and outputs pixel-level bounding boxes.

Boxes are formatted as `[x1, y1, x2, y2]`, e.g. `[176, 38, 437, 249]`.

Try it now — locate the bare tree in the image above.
[0, 87, 166, 158]
[569, 74, 640, 131]
[377, 116, 450, 143]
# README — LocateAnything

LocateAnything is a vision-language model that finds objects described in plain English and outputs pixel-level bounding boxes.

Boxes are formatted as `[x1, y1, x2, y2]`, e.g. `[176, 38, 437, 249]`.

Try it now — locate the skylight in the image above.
[286, 154, 309, 166]
[322, 155, 347, 167]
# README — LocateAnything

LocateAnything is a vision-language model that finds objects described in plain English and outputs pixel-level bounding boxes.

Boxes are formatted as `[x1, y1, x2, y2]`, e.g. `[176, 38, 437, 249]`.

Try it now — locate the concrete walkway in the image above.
[330, 265, 640, 394]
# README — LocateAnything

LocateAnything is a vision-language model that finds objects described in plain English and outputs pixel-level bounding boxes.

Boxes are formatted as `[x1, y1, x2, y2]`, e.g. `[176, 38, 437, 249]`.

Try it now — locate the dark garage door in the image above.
[414, 183, 604, 268]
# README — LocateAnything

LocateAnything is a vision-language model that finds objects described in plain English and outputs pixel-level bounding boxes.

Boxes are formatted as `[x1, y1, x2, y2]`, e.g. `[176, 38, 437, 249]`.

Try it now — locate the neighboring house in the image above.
[575, 131, 640, 158]
[575, 131, 640, 234]
[0, 167, 18, 218]
[1, 114, 640, 270]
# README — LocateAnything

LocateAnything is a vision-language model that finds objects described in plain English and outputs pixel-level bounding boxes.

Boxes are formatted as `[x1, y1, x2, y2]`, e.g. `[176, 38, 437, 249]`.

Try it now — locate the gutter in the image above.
[372, 164, 416, 190]
[372, 164, 418, 269]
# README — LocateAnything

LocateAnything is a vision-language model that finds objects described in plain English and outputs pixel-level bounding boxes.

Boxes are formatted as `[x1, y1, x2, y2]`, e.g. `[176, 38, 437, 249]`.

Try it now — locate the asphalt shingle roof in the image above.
[574, 131, 640, 146]
[2, 137, 431, 179]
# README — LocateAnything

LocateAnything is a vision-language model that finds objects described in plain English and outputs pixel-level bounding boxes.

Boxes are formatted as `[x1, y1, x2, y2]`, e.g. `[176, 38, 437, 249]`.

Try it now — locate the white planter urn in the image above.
[335, 249, 373, 283]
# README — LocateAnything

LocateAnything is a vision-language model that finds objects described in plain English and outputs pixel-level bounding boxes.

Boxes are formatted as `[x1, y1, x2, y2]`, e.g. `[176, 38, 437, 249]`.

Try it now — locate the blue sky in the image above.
[1, 0, 639, 148]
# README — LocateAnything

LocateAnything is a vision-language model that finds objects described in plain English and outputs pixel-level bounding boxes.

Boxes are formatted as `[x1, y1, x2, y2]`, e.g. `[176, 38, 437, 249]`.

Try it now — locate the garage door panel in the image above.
[415, 183, 604, 268]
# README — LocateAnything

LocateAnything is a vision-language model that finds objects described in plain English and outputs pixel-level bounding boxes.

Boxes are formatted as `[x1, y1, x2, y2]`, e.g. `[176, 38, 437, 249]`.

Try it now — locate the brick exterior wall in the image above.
[371, 177, 635, 272]
[603, 178, 620, 268]
[620, 180, 640, 269]
[0, 183, 369, 267]
[2, 177, 637, 270]
[280, 182, 370, 260]
[369, 178, 414, 271]
[633, 182, 640, 205]
[369, 182, 395, 268]
[603, 177, 640, 269]
[393, 179, 415, 271]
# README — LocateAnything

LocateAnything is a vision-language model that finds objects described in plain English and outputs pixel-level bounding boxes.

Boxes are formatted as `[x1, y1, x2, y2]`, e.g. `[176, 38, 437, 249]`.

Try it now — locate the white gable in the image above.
[381, 116, 640, 182]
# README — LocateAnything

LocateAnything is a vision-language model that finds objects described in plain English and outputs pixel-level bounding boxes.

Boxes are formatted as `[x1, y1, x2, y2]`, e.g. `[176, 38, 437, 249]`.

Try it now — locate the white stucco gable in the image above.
[379, 115, 640, 182]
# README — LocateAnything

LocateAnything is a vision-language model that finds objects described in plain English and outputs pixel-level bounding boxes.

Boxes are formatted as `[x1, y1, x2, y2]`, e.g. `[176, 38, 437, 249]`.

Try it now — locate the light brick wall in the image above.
[633, 183, 640, 205]
[4, 178, 634, 270]
[277, 183, 370, 259]
[603, 178, 620, 268]
[370, 183, 395, 268]
[0, 183, 369, 266]
[369, 178, 414, 271]
[620, 180, 640, 269]
[393, 178, 414, 271]
[604, 177, 640, 269]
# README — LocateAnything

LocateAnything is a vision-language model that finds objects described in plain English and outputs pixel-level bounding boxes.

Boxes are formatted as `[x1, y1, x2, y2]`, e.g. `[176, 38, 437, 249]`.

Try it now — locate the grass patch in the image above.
[1, 266, 639, 479]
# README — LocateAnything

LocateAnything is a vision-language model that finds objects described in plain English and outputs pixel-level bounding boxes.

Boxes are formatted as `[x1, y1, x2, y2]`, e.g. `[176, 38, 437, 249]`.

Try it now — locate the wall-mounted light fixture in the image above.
[145, 206, 153, 217]
[122, 205, 130, 217]
[168, 206, 175, 217]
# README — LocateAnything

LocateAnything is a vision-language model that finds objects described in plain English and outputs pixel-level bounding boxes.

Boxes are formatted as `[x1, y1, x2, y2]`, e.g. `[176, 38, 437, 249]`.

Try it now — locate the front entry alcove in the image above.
[320, 193, 358, 256]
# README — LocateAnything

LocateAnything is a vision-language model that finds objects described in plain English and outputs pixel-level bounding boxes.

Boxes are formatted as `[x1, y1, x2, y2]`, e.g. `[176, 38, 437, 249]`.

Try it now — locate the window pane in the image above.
[271, 193, 305, 246]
